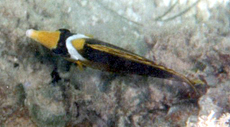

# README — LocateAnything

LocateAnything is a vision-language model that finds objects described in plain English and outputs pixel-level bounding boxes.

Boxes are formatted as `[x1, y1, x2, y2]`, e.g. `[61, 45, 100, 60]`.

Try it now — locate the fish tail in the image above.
[170, 71, 204, 94]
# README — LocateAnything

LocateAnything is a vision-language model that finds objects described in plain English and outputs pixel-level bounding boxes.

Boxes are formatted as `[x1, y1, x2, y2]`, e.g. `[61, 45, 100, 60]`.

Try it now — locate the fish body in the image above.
[26, 29, 200, 93]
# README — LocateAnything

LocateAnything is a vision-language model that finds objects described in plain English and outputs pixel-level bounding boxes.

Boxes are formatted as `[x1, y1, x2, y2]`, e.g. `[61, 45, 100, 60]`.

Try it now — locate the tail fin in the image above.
[170, 71, 205, 94]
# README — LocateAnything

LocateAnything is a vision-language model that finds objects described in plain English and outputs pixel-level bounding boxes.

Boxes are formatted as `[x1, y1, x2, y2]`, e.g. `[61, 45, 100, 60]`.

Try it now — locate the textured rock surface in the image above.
[0, 0, 229, 127]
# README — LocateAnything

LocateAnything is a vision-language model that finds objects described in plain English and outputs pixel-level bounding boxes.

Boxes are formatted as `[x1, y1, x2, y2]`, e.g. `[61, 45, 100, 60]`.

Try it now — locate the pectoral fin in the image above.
[75, 61, 84, 71]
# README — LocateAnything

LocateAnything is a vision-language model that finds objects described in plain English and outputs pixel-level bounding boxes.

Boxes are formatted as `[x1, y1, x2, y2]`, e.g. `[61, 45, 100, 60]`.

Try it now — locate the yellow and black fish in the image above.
[26, 29, 203, 93]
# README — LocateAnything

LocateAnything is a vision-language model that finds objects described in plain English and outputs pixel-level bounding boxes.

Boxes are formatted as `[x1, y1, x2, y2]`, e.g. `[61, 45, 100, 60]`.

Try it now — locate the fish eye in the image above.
[52, 48, 63, 54]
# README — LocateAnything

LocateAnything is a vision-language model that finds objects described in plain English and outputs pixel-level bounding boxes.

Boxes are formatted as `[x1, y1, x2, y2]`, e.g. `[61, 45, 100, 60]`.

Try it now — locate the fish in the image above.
[26, 29, 204, 93]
